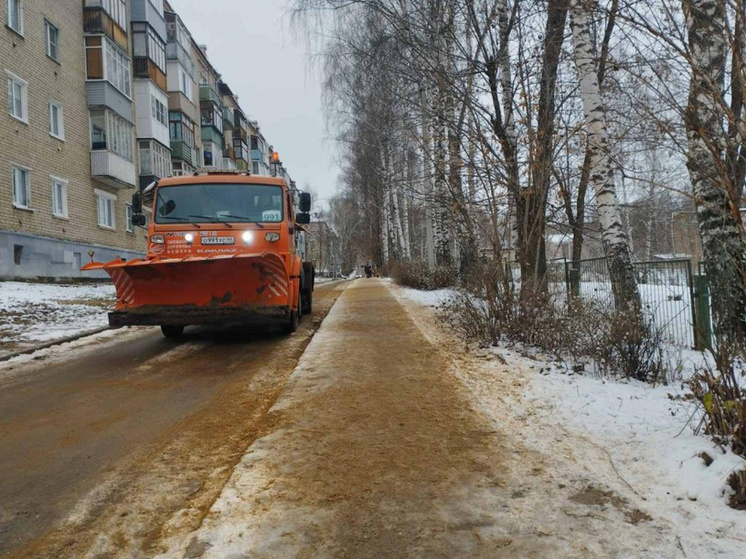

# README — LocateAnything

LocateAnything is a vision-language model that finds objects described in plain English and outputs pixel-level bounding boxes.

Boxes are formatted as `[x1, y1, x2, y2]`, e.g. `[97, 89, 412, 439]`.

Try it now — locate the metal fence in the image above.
[509, 257, 700, 349]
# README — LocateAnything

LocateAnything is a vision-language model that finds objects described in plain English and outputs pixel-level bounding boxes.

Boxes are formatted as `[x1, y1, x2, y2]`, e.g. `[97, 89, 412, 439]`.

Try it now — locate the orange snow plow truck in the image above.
[83, 172, 315, 338]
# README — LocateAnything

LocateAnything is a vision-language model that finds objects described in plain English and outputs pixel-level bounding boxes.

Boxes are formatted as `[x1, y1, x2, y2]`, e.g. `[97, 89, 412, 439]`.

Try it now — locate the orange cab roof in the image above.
[156, 174, 287, 187]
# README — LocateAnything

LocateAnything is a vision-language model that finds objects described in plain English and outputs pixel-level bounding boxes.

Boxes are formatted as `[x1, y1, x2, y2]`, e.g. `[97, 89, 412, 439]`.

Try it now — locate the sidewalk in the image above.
[159, 279, 671, 558]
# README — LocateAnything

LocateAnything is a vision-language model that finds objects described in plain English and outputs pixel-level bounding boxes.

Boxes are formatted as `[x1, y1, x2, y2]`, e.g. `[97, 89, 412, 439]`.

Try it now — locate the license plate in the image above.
[201, 236, 235, 245]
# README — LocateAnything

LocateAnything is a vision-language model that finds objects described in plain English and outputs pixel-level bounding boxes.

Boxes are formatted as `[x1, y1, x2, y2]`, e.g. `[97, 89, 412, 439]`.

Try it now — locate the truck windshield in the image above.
[154, 183, 284, 224]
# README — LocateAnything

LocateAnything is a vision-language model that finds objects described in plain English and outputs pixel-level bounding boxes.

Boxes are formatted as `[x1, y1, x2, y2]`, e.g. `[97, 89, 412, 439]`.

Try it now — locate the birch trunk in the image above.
[683, 0, 746, 355]
[569, 0, 641, 312]
[420, 88, 436, 267]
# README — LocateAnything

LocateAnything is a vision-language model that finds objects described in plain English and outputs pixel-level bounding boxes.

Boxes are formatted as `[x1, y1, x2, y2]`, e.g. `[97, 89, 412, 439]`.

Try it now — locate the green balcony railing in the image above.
[199, 84, 220, 105]
[170, 140, 193, 165]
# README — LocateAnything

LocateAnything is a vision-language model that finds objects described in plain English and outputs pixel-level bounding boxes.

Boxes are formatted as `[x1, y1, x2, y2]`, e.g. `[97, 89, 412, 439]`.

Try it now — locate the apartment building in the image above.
[1, 0, 145, 279]
[163, 6, 199, 175]
[2, 0, 294, 279]
[194, 44, 223, 170]
[249, 120, 270, 176]
[131, 0, 171, 189]
[220, 81, 249, 172]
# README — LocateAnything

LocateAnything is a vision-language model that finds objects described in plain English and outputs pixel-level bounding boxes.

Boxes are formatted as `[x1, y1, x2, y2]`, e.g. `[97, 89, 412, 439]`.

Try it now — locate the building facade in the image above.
[2, 0, 294, 279]
[1, 0, 146, 279]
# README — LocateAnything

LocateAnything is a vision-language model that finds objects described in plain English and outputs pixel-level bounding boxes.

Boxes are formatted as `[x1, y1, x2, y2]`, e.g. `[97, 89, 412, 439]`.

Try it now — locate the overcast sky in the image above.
[171, 0, 338, 201]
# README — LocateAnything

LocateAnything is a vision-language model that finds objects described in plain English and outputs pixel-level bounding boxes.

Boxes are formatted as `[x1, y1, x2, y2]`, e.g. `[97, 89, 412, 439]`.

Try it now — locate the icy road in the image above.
[0, 279, 743, 558]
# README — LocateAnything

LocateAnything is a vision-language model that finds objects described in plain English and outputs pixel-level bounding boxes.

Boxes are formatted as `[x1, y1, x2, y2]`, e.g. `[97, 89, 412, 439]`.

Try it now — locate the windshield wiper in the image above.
[159, 216, 201, 228]
[187, 215, 232, 228]
[216, 215, 265, 228]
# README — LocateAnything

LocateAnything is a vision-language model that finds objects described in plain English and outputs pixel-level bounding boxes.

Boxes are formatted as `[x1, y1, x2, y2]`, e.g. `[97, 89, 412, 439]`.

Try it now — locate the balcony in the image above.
[251, 148, 263, 161]
[221, 158, 237, 171]
[233, 140, 249, 162]
[86, 82, 133, 123]
[233, 126, 247, 141]
[83, 4, 128, 50]
[130, 0, 166, 41]
[170, 140, 193, 165]
[91, 151, 137, 189]
[166, 43, 194, 76]
[201, 126, 223, 146]
[199, 84, 220, 106]
[222, 107, 234, 128]
[133, 58, 167, 92]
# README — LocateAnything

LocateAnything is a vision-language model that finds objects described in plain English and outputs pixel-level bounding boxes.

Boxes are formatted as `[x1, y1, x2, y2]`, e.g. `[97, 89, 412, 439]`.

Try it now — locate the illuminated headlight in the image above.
[265, 232, 280, 242]
[242, 231, 254, 244]
[150, 234, 165, 244]
[184, 233, 195, 244]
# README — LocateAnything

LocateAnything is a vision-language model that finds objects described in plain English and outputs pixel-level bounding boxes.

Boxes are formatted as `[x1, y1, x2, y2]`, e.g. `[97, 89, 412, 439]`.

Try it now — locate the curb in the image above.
[0, 326, 111, 363]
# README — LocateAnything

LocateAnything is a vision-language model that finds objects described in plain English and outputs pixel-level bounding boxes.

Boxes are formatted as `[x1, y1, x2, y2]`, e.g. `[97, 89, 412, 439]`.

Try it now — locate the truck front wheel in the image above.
[161, 325, 184, 339]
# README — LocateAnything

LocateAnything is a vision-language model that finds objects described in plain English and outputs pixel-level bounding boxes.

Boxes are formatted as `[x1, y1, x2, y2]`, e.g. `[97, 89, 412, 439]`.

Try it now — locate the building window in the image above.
[151, 95, 166, 126]
[132, 24, 166, 73]
[96, 189, 116, 229]
[11, 166, 30, 208]
[179, 67, 191, 101]
[203, 142, 218, 167]
[171, 161, 194, 177]
[49, 100, 64, 140]
[252, 161, 260, 175]
[125, 204, 133, 232]
[95, 0, 126, 31]
[45, 20, 59, 60]
[51, 176, 68, 217]
[90, 109, 133, 161]
[138, 140, 171, 178]
[6, 71, 28, 123]
[6, 0, 22, 35]
[169, 111, 194, 147]
[84, 35, 131, 97]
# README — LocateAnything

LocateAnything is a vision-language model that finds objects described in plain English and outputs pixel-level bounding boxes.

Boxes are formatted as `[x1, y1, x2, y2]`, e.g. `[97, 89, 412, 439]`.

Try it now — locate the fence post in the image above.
[693, 271, 713, 351]
[563, 258, 571, 311]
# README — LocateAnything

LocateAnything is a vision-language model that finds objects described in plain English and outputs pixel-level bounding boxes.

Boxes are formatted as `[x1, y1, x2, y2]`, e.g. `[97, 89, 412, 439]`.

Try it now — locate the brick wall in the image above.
[0, 0, 146, 257]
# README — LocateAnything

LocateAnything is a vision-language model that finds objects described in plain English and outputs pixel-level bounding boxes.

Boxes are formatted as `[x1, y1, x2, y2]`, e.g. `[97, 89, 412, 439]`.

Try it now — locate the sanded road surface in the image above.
[0, 281, 348, 558]
[161, 279, 667, 558]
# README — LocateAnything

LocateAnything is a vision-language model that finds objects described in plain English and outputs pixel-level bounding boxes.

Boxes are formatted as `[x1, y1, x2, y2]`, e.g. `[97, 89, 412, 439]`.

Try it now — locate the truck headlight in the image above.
[185, 233, 194, 244]
[242, 231, 254, 244]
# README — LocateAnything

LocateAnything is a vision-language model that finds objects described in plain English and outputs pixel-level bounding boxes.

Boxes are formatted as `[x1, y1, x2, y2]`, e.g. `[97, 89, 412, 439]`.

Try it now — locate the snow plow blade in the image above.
[82, 253, 293, 328]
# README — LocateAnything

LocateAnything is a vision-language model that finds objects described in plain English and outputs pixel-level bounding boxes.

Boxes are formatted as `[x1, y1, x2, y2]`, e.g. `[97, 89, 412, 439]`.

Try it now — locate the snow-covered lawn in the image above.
[0, 281, 115, 356]
[393, 284, 746, 557]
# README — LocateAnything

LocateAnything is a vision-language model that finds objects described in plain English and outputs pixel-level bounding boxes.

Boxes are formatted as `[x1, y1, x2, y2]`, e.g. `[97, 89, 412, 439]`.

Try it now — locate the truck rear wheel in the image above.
[282, 309, 299, 334]
[161, 325, 184, 339]
[301, 288, 313, 315]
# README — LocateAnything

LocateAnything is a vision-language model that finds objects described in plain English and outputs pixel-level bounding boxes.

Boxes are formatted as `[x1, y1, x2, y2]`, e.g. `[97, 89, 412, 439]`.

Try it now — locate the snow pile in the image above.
[397, 286, 454, 308]
[518, 356, 746, 555]
[0, 281, 115, 355]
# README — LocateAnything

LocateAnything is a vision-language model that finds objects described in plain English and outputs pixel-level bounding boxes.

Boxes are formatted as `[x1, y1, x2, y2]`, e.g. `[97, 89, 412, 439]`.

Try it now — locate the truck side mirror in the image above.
[131, 192, 146, 227]
[299, 192, 312, 213]
[296, 212, 311, 225]
[132, 191, 143, 214]
[132, 214, 147, 227]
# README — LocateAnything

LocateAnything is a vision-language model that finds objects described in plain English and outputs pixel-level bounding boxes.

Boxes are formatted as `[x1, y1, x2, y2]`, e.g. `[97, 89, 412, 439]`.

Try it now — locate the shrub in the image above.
[391, 260, 457, 291]
[442, 260, 671, 382]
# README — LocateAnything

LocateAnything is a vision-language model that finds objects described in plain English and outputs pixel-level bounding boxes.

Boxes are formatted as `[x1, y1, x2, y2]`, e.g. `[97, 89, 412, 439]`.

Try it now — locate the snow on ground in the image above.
[393, 283, 746, 557]
[396, 286, 455, 308]
[0, 281, 115, 356]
